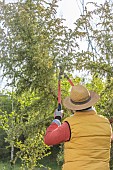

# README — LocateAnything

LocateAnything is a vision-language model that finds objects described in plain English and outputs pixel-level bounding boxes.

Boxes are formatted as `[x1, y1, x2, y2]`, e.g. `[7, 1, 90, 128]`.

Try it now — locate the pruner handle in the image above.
[58, 103, 61, 111]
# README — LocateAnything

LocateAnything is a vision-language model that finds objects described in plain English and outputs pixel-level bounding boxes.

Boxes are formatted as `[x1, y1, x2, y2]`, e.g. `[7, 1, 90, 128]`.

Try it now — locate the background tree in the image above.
[0, 93, 12, 161]
[0, 0, 78, 92]
[72, 1, 113, 117]
[0, 91, 52, 169]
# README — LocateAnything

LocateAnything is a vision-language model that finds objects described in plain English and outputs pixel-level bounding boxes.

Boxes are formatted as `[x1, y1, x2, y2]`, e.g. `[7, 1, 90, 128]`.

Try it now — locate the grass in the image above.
[0, 157, 62, 170]
[0, 158, 113, 170]
[0, 162, 20, 170]
[0, 162, 61, 170]
[38, 156, 62, 170]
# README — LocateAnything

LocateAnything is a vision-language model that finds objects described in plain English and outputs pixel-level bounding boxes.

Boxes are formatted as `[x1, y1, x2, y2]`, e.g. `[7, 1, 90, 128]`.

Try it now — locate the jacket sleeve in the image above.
[44, 121, 71, 146]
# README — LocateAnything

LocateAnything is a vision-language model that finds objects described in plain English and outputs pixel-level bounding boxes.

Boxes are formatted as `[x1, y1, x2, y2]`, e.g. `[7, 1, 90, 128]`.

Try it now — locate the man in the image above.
[44, 84, 112, 170]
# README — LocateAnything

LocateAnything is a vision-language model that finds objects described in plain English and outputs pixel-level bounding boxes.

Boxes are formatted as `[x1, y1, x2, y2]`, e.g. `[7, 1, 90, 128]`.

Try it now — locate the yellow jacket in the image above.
[62, 110, 112, 170]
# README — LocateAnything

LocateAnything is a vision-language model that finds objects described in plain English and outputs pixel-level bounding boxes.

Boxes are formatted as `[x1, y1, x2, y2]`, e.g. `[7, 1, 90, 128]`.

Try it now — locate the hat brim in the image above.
[63, 91, 99, 110]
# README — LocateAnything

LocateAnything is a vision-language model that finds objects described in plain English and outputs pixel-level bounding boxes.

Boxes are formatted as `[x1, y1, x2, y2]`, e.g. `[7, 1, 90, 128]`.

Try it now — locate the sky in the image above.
[0, 0, 105, 90]
[57, 0, 105, 29]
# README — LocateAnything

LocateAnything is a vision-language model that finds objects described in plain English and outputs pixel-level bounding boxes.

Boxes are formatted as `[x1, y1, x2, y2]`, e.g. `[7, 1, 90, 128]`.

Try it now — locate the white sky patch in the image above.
[1, 0, 18, 3]
[57, 0, 105, 29]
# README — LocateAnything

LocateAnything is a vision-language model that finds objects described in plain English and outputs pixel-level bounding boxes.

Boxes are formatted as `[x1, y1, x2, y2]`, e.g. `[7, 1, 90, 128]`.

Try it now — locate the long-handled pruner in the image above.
[57, 66, 63, 111]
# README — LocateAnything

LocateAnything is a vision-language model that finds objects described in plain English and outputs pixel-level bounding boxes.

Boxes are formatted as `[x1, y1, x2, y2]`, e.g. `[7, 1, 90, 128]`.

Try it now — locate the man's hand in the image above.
[54, 109, 63, 121]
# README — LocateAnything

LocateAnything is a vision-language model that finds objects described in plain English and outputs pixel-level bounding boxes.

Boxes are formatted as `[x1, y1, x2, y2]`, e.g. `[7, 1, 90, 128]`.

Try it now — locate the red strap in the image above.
[68, 79, 74, 86]
[64, 74, 74, 86]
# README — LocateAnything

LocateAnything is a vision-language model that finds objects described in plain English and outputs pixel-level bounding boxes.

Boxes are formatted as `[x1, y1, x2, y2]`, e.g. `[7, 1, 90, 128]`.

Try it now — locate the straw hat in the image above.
[63, 84, 99, 110]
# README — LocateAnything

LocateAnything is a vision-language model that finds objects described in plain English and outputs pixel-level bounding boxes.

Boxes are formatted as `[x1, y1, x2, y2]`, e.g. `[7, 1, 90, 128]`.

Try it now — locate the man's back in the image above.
[63, 110, 111, 170]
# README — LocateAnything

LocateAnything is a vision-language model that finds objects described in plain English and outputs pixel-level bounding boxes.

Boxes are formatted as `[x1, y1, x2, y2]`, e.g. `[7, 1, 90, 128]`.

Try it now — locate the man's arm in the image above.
[44, 121, 71, 146]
